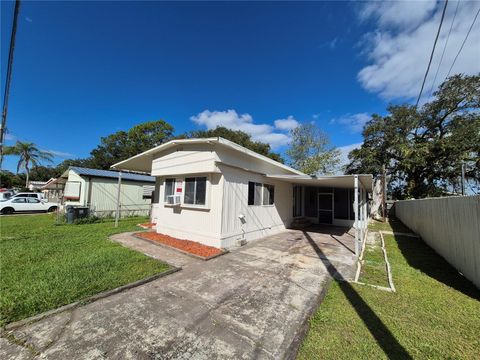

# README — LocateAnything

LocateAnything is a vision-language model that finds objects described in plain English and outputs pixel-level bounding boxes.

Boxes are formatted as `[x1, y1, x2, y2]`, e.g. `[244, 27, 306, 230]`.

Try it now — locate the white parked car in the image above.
[11, 192, 44, 200]
[0, 197, 58, 215]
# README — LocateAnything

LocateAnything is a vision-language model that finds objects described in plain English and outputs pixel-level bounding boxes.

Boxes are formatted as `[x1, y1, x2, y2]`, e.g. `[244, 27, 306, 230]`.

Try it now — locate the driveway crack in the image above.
[1, 332, 40, 358]
[38, 308, 77, 354]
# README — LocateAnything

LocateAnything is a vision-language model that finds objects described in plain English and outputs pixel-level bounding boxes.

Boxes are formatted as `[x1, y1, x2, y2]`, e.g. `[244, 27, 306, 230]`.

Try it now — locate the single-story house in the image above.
[28, 180, 50, 191]
[112, 137, 371, 254]
[43, 167, 155, 217]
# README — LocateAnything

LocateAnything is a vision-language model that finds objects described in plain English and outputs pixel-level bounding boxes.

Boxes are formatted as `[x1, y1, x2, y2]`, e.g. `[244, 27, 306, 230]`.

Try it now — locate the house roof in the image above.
[265, 174, 373, 192]
[111, 137, 306, 175]
[63, 167, 155, 183]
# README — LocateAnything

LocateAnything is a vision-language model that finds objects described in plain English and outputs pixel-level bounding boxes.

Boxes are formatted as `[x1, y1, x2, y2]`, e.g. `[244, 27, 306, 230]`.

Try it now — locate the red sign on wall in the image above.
[175, 179, 183, 194]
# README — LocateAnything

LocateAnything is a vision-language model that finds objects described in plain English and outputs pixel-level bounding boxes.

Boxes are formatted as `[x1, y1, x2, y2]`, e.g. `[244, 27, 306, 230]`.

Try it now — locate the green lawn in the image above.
[358, 232, 389, 287]
[0, 214, 170, 326]
[298, 219, 480, 359]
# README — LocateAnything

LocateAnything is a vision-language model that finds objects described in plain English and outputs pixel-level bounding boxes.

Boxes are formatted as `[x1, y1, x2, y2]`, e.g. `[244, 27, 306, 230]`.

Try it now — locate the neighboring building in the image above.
[113, 137, 371, 252]
[28, 180, 49, 191]
[44, 167, 155, 217]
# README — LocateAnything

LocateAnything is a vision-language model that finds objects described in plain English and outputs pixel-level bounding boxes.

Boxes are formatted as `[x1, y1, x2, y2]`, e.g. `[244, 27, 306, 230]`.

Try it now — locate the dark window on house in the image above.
[248, 182, 265, 205]
[195, 177, 206, 205]
[304, 187, 317, 217]
[263, 184, 275, 205]
[254, 183, 262, 205]
[334, 188, 349, 220]
[293, 186, 302, 217]
[248, 182, 255, 205]
[184, 177, 207, 205]
[164, 178, 175, 202]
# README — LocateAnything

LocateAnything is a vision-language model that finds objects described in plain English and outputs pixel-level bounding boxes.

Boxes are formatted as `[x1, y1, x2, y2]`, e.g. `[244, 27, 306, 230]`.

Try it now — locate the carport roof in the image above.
[265, 174, 373, 192]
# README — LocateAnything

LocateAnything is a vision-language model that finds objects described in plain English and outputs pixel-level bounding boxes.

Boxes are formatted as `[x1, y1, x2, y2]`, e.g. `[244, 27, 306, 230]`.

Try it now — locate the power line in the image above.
[428, 0, 460, 98]
[415, 0, 449, 107]
[445, 5, 480, 79]
[1, 0, 21, 168]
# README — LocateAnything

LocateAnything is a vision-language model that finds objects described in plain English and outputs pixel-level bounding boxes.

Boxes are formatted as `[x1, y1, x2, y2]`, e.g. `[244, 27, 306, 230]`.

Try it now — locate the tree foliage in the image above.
[286, 123, 340, 175]
[88, 120, 174, 169]
[28, 166, 59, 181]
[179, 126, 284, 163]
[0, 170, 25, 188]
[3, 141, 53, 186]
[346, 74, 480, 199]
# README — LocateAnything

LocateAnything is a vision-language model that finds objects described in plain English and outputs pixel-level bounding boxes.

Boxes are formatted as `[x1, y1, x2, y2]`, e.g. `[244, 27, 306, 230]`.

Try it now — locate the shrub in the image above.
[73, 216, 102, 225]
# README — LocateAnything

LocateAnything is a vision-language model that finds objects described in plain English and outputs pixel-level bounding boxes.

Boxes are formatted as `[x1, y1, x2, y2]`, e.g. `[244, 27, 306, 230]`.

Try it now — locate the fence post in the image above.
[114, 171, 122, 227]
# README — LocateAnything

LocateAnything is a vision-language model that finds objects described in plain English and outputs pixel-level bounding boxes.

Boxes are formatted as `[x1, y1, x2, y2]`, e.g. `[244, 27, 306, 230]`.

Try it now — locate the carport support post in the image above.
[354, 175, 359, 256]
[114, 171, 122, 227]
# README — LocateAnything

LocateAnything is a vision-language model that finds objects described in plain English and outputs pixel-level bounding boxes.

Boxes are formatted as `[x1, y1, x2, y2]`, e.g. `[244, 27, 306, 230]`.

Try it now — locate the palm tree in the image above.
[3, 141, 53, 187]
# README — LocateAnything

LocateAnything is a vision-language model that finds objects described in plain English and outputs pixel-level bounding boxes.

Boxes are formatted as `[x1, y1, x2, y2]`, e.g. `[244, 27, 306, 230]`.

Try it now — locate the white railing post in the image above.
[354, 175, 359, 256]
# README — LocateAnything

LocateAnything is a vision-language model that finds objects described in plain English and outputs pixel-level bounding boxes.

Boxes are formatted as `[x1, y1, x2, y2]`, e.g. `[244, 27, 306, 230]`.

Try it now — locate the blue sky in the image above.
[2, 1, 479, 172]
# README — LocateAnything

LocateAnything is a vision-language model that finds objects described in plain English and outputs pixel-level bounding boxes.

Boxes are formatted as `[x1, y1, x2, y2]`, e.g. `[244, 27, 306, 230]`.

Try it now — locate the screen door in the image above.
[318, 193, 333, 224]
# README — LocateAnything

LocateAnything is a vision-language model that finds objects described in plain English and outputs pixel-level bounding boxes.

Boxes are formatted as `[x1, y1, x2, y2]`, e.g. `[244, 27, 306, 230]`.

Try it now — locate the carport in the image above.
[266, 174, 372, 256]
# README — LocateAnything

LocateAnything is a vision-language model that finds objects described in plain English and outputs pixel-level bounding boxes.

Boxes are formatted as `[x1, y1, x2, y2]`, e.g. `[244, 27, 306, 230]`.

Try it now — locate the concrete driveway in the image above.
[1, 226, 356, 360]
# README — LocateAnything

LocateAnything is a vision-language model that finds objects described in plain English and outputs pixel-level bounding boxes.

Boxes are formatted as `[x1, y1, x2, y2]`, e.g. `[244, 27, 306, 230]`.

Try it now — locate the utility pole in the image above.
[1, 0, 21, 168]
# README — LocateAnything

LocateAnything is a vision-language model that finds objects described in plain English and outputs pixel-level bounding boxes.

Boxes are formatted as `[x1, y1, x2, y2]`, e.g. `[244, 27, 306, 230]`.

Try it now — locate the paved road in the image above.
[1, 227, 356, 360]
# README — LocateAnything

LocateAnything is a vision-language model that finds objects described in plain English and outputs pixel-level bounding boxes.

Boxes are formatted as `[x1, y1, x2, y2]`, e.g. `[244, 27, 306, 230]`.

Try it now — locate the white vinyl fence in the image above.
[395, 195, 480, 288]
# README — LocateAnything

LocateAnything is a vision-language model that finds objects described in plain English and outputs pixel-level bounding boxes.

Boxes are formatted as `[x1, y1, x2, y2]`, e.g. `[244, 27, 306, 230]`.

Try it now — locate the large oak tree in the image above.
[346, 74, 480, 199]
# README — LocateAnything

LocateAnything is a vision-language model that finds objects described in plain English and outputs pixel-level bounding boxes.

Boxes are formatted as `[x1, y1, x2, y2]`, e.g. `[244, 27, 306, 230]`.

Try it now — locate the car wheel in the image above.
[48, 206, 58, 212]
[1, 207, 14, 215]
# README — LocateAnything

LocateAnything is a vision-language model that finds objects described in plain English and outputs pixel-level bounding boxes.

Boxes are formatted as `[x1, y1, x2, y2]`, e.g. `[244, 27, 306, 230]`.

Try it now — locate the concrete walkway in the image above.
[1, 226, 356, 360]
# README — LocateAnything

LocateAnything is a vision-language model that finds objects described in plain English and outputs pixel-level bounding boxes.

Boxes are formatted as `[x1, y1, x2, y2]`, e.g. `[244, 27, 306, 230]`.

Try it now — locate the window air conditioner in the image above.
[167, 195, 181, 206]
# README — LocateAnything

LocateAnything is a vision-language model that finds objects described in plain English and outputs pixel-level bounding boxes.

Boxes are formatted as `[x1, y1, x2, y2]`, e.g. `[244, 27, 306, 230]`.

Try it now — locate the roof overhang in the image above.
[111, 137, 305, 176]
[41, 177, 67, 190]
[265, 174, 373, 192]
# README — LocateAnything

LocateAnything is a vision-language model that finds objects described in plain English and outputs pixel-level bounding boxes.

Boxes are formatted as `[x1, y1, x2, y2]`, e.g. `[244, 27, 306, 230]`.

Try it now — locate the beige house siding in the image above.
[219, 164, 293, 248]
[148, 143, 296, 249]
[64, 169, 152, 216]
[63, 171, 87, 206]
[152, 173, 224, 248]
[89, 178, 151, 216]
[151, 143, 220, 177]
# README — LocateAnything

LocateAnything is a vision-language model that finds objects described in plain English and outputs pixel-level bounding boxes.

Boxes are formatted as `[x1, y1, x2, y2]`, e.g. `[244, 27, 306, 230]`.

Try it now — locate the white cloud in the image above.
[357, 1, 480, 101]
[331, 113, 370, 133]
[359, 0, 437, 30]
[25, 16, 32, 23]
[4, 133, 16, 141]
[43, 149, 74, 158]
[274, 116, 299, 131]
[338, 142, 363, 167]
[190, 109, 292, 149]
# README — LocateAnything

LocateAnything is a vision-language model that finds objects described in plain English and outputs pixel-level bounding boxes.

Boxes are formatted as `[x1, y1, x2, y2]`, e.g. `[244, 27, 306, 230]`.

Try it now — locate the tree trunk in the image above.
[370, 177, 383, 219]
[25, 161, 29, 188]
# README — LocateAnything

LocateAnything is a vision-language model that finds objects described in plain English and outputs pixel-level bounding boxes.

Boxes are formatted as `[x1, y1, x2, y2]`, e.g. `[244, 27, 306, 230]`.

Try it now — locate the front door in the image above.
[318, 193, 333, 224]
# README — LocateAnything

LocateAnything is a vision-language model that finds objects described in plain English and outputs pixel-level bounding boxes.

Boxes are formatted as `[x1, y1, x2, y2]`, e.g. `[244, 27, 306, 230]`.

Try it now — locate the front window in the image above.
[164, 178, 175, 201]
[12, 198, 26, 203]
[248, 182, 273, 206]
[263, 184, 275, 205]
[184, 177, 207, 205]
